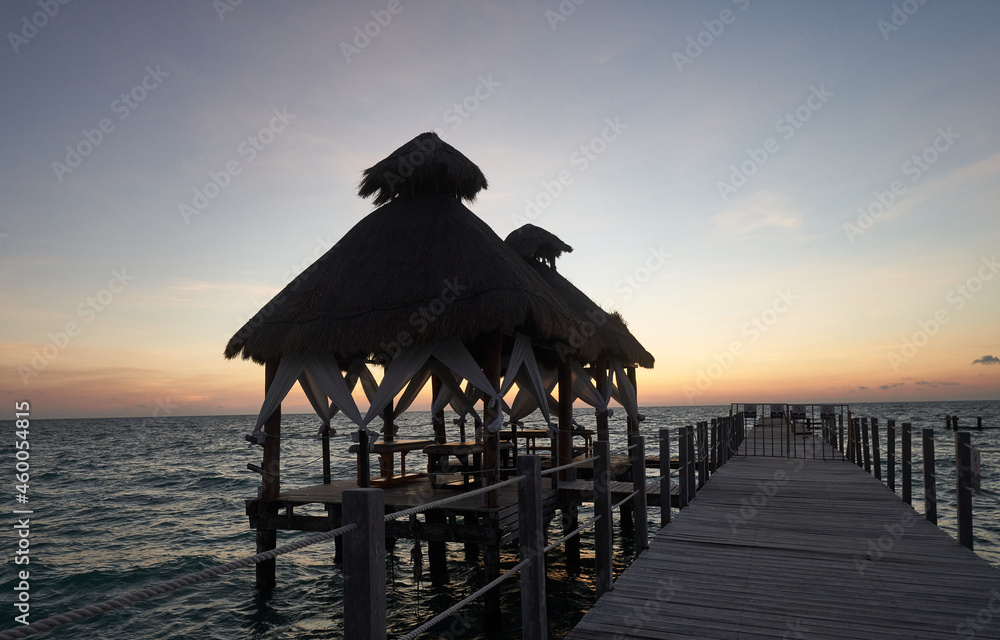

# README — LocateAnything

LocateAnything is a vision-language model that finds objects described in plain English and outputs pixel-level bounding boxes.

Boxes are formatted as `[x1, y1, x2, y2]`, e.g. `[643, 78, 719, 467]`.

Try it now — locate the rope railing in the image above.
[541, 455, 598, 477]
[0, 522, 360, 640]
[397, 558, 529, 640]
[385, 475, 525, 522]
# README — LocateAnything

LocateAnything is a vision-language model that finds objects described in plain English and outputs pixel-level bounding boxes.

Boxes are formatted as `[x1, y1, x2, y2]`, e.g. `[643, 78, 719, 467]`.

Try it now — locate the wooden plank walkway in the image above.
[566, 452, 1000, 638]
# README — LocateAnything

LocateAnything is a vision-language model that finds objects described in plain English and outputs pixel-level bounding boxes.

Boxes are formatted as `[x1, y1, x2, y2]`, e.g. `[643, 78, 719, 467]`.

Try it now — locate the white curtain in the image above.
[249, 355, 309, 443]
[611, 359, 640, 423]
[431, 339, 503, 433]
[498, 333, 551, 427]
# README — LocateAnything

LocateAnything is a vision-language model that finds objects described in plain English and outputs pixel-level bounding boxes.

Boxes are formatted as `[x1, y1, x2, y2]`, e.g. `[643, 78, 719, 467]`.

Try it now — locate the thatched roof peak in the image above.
[505, 224, 573, 269]
[358, 132, 488, 206]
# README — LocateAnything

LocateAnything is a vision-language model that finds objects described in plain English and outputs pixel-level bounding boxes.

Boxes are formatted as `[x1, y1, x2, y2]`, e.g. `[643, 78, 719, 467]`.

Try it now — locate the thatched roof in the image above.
[357, 132, 488, 206]
[506, 224, 573, 269]
[504, 226, 655, 369]
[226, 134, 601, 365]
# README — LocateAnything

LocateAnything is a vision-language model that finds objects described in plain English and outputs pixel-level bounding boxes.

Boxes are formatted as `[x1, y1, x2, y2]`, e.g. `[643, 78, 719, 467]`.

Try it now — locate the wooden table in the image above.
[347, 439, 436, 487]
[499, 428, 595, 457]
[423, 441, 514, 489]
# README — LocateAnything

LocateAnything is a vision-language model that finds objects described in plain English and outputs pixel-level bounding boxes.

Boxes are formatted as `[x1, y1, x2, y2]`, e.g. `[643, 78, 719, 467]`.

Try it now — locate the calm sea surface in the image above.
[3, 400, 998, 639]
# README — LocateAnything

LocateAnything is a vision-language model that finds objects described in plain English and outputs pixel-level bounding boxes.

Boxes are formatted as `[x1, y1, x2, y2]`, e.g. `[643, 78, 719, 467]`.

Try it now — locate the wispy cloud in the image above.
[973, 355, 1000, 366]
[880, 382, 905, 390]
[712, 191, 804, 236]
[914, 380, 960, 387]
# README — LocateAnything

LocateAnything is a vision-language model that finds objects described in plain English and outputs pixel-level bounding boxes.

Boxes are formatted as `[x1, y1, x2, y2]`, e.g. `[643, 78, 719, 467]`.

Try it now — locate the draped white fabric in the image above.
[361, 342, 437, 425]
[392, 365, 431, 418]
[431, 339, 504, 432]
[611, 359, 640, 423]
[249, 355, 309, 443]
[428, 363, 482, 422]
[298, 369, 335, 435]
[306, 356, 366, 427]
[571, 361, 606, 409]
[498, 333, 551, 427]
[508, 365, 559, 423]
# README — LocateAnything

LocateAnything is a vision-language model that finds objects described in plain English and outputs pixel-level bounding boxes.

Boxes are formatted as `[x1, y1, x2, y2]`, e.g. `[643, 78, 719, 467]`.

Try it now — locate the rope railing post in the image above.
[686, 425, 696, 503]
[659, 429, 671, 527]
[872, 418, 882, 481]
[922, 428, 937, 524]
[696, 422, 707, 489]
[517, 455, 547, 640]
[861, 417, 872, 474]
[902, 422, 912, 504]
[709, 418, 718, 474]
[887, 419, 896, 493]
[677, 427, 689, 510]
[594, 440, 613, 597]
[343, 488, 386, 640]
[631, 435, 648, 552]
[357, 428, 371, 489]
[956, 431, 973, 550]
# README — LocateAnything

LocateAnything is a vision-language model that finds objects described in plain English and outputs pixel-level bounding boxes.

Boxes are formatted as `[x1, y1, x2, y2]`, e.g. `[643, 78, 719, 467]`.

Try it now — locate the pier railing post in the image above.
[686, 426, 696, 503]
[861, 418, 872, 474]
[902, 423, 912, 505]
[872, 418, 882, 481]
[887, 420, 896, 493]
[696, 422, 707, 489]
[594, 441, 613, 598]
[709, 418, 718, 474]
[659, 429, 671, 527]
[343, 488, 386, 640]
[956, 431, 974, 550]
[677, 427, 689, 510]
[922, 428, 937, 524]
[631, 435, 649, 552]
[838, 414, 844, 456]
[517, 454, 548, 639]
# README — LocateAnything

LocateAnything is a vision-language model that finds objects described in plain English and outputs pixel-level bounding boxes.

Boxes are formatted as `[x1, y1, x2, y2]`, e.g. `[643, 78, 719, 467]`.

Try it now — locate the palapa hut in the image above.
[505, 224, 654, 461]
[225, 133, 655, 598]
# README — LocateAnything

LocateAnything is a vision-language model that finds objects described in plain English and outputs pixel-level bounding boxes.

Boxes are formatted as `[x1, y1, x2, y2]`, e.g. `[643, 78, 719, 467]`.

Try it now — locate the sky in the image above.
[1, 0, 999, 419]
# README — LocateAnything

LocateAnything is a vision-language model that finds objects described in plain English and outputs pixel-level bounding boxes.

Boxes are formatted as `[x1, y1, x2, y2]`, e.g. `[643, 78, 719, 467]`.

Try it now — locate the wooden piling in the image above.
[677, 427, 689, 510]
[426, 510, 448, 583]
[922, 428, 937, 524]
[631, 435, 648, 552]
[956, 431, 973, 550]
[659, 429, 670, 526]
[886, 419, 896, 493]
[871, 418, 881, 481]
[517, 455, 547, 640]
[861, 417, 872, 474]
[257, 359, 281, 593]
[343, 488, 386, 640]
[594, 441, 613, 597]
[902, 422, 912, 505]
[686, 425, 696, 503]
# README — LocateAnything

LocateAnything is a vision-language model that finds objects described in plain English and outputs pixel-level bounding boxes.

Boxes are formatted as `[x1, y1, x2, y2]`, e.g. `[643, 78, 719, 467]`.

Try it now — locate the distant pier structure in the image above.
[224, 133, 654, 627]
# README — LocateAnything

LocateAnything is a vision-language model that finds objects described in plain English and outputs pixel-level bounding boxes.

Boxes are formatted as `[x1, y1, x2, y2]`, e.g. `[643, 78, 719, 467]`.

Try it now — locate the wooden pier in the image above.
[566, 424, 1000, 639]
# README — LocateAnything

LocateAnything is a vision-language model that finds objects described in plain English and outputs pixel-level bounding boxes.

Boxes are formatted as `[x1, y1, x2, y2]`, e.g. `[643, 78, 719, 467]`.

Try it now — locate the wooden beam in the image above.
[482, 333, 503, 508]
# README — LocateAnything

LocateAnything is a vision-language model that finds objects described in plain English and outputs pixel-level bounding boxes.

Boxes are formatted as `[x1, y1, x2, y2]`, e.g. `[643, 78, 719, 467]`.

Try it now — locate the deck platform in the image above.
[567, 449, 1000, 638]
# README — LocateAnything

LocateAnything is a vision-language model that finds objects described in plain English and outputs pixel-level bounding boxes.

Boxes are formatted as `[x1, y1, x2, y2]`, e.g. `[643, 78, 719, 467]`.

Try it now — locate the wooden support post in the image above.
[659, 429, 671, 527]
[518, 455, 548, 639]
[626, 365, 639, 443]
[322, 422, 331, 485]
[696, 422, 707, 489]
[871, 418, 882, 481]
[426, 510, 448, 583]
[382, 400, 394, 444]
[838, 414, 844, 455]
[922, 428, 937, 524]
[257, 359, 282, 593]
[343, 488, 386, 640]
[483, 537, 502, 633]
[902, 422, 912, 505]
[709, 418, 718, 474]
[431, 376, 446, 444]
[564, 500, 581, 566]
[677, 427, 689, 509]
[861, 417, 872, 474]
[557, 359, 574, 483]
[594, 441, 613, 597]
[483, 334, 503, 508]
[594, 362, 609, 442]
[887, 420, 896, 493]
[631, 435, 648, 552]
[686, 425, 696, 503]
[464, 514, 478, 561]
[358, 429, 370, 488]
[956, 431, 974, 550]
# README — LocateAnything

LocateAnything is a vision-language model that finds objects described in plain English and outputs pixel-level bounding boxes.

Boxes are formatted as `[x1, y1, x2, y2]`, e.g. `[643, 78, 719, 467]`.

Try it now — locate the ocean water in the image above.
[3, 400, 998, 639]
